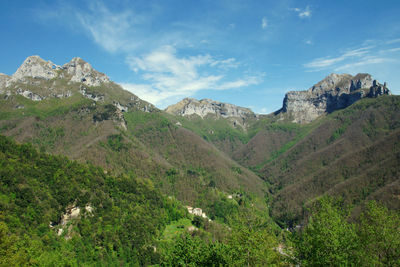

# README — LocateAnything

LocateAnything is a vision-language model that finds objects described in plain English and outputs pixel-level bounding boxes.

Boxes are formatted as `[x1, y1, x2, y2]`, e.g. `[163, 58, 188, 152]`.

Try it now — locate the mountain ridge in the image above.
[165, 97, 257, 129]
[278, 73, 391, 123]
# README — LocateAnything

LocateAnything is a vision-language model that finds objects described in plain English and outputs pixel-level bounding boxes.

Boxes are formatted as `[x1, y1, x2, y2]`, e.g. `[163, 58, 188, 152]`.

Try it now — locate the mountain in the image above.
[1, 55, 154, 112]
[277, 73, 391, 123]
[165, 73, 398, 226]
[1, 55, 399, 227]
[0, 56, 268, 223]
[165, 97, 257, 129]
[235, 96, 400, 225]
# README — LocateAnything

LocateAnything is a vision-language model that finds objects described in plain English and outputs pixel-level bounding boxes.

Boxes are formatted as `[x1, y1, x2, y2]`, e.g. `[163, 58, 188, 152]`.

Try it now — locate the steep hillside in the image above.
[0, 134, 186, 265]
[247, 96, 400, 225]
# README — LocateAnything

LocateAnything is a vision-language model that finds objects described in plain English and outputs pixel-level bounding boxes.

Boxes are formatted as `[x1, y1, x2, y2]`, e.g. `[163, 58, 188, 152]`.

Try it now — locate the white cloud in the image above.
[76, 2, 140, 53]
[304, 40, 400, 74]
[334, 57, 391, 72]
[38, 2, 263, 107]
[304, 56, 346, 68]
[304, 46, 376, 69]
[121, 46, 261, 107]
[292, 6, 312, 18]
[261, 17, 268, 29]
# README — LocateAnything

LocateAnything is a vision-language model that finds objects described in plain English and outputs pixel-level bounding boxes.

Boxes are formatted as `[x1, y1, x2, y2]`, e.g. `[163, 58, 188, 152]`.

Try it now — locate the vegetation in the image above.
[295, 197, 400, 266]
[1, 74, 399, 266]
[0, 135, 186, 265]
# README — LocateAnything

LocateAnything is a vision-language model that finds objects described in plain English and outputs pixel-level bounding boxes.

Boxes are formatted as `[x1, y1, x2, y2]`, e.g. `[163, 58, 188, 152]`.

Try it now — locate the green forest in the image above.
[1, 135, 399, 266]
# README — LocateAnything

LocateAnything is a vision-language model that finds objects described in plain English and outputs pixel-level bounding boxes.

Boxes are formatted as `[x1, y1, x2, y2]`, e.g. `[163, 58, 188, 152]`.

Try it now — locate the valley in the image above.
[0, 55, 399, 266]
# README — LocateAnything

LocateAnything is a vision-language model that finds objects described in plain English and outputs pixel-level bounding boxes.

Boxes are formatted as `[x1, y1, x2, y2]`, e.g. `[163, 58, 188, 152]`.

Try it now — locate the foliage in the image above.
[356, 201, 400, 266]
[295, 197, 357, 266]
[295, 197, 400, 266]
[0, 134, 186, 265]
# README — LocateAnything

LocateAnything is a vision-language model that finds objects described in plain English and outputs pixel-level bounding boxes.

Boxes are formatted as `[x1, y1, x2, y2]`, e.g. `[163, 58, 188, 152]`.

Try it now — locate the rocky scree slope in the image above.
[278, 73, 391, 123]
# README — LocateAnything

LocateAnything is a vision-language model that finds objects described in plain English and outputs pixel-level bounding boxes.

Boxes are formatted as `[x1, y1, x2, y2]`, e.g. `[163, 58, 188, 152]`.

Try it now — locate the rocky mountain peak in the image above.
[12, 55, 61, 81]
[7, 55, 110, 87]
[62, 57, 110, 86]
[281, 73, 390, 123]
[166, 98, 256, 128]
[166, 98, 254, 118]
[309, 73, 373, 95]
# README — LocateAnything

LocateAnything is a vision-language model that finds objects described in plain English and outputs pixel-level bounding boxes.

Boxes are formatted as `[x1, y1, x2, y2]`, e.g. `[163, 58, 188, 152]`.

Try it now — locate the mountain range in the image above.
[0, 55, 398, 228]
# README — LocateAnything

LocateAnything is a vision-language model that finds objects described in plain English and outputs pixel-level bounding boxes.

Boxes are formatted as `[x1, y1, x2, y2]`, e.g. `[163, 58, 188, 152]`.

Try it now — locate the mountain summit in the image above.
[165, 98, 256, 128]
[8, 55, 110, 87]
[280, 73, 391, 123]
[0, 55, 154, 112]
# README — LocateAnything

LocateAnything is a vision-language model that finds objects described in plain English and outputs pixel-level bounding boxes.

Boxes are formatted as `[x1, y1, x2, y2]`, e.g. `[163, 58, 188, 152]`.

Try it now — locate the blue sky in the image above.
[1, 0, 400, 113]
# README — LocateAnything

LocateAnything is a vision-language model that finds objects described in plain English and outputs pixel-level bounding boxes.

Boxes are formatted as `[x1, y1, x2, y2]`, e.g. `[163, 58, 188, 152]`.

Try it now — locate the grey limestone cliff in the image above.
[62, 57, 110, 86]
[280, 73, 391, 123]
[165, 98, 256, 128]
[8, 55, 110, 87]
[0, 55, 155, 113]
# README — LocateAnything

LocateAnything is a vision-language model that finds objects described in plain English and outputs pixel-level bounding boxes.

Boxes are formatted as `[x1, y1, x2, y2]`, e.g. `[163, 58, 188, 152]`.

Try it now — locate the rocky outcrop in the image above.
[63, 57, 110, 86]
[3, 55, 110, 88]
[166, 98, 256, 128]
[79, 85, 104, 102]
[16, 88, 44, 101]
[11, 55, 61, 82]
[0, 73, 10, 91]
[280, 73, 391, 123]
[50, 203, 94, 240]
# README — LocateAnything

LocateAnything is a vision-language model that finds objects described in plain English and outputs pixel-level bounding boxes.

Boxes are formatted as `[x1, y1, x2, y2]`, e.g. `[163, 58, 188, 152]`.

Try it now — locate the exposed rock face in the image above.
[0, 55, 155, 113]
[0, 73, 10, 91]
[281, 73, 391, 123]
[11, 55, 61, 82]
[63, 57, 110, 86]
[79, 85, 104, 102]
[16, 88, 44, 101]
[4, 55, 110, 88]
[166, 98, 256, 128]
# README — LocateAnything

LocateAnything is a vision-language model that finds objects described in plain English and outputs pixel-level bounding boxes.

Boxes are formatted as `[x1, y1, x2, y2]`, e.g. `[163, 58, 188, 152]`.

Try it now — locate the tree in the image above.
[296, 197, 357, 266]
[356, 201, 400, 266]
[225, 209, 281, 266]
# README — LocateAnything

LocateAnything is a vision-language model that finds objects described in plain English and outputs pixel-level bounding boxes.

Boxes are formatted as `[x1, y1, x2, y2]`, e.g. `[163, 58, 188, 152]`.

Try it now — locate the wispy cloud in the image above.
[75, 2, 144, 53]
[334, 57, 391, 72]
[304, 39, 400, 73]
[37, 1, 261, 107]
[292, 6, 312, 18]
[121, 46, 261, 106]
[261, 17, 268, 29]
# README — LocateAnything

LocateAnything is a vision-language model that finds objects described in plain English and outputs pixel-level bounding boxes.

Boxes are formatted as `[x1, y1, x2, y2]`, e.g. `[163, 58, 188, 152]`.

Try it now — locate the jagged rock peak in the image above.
[63, 57, 110, 86]
[166, 97, 255, 119]
[309, 73, 372, 95]
[9, 55, 110, 87]
[12, 55, 61, 81]
[281, 73, 391, 123]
